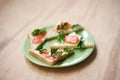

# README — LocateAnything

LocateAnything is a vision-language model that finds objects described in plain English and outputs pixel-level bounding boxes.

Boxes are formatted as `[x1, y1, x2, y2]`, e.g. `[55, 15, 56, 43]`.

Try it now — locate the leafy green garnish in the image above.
[39, 49, 47, 53]
[72, 24, 81, 30]
[36, 40, 46, 50]
[64, 48, 73, 52]
[32, 28, 46, 36]
[51, 48, 63, 57]
[52, 52, 62, 57]
[57, 22, 68, 30]
[57, 31, 65, 42]
[77, 37, 85, 48]
[62, 22, 68, 30]
[36, 44, 43, 50]
[51, 48, 58, 53]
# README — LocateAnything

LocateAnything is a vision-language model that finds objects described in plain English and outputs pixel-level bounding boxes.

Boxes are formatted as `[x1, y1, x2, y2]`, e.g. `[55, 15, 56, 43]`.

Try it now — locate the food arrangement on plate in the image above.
[27, 22, 95, 66]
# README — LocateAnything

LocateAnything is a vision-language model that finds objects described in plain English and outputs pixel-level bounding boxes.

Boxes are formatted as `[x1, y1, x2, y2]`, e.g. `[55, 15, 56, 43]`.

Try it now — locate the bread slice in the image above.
[29, 49, 74, 65]
[50, 32, 81, 49]
[50, 42, 79, 48]
[29, 50, 55, 65]
[46, 30, 58, 40]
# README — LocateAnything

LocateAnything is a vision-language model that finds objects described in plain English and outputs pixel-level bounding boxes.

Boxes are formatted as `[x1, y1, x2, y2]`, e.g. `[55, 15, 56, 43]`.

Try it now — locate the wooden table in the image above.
[0, 0, 120, 80]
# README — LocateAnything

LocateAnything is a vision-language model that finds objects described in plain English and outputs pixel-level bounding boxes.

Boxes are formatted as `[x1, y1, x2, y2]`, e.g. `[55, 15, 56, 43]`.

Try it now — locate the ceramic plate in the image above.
[23, 25, 95, 68]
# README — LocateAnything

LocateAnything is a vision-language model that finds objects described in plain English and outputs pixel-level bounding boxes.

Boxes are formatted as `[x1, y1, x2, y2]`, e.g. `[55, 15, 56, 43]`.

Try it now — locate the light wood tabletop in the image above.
[0, 0, 120, 80]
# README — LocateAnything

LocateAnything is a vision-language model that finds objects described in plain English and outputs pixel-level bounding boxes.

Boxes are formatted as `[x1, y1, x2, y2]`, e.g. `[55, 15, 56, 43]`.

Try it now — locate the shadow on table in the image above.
[25, 46, 97, 74]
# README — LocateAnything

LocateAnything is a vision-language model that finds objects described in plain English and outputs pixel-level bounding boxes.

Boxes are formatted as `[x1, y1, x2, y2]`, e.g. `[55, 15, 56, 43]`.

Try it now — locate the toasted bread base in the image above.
[50, 42, 78, 49]
[46, 31, 58, 40]
[29, 50, 73, 65]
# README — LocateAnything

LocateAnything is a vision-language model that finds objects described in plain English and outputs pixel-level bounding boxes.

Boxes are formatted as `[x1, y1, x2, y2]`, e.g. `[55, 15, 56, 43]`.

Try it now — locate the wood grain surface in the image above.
[0, 0, 120, 80]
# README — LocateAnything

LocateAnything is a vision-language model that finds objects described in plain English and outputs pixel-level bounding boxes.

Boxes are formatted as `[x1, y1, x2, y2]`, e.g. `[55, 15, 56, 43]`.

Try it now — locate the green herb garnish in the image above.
[57, 22, 68, 30]
[77, 37, 85, 48]
[62, 22, 68, 30]
[32, 28, 46, 36]
[36, 44, 43, 50]
[36, 39, 46, 50]
[57, 31, 65, 42]
[64, 48, 73, 52]
[72, 24, 81, 30]
[39, 49, 47, 53]
[51, 48, 58, 53]
[52, 52, 62, 57]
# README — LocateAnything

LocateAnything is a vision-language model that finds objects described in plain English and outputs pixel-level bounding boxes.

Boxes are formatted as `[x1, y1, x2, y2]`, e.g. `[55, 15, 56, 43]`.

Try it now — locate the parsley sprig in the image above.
[52, 52, 62, 57]
[64, 48, 73, 52]
[72, 24, 81, 30]
[32, 28, 46, 36]
[57, 22, 68, 30]
[57, 31, 65, 42]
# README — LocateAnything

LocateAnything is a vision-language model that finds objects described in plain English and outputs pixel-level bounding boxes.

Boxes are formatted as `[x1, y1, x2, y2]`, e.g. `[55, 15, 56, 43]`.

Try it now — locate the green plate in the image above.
[23, 24, 95, 68]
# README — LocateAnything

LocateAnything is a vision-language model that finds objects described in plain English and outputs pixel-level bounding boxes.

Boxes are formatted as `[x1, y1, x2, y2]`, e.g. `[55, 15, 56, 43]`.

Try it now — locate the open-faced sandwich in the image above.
[29, 48, 74, 65]
[46, 21, 83, 40]
[50, 32, 82, 48]
[28, 28, 47, 49]
[28, 22, 94, 65]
